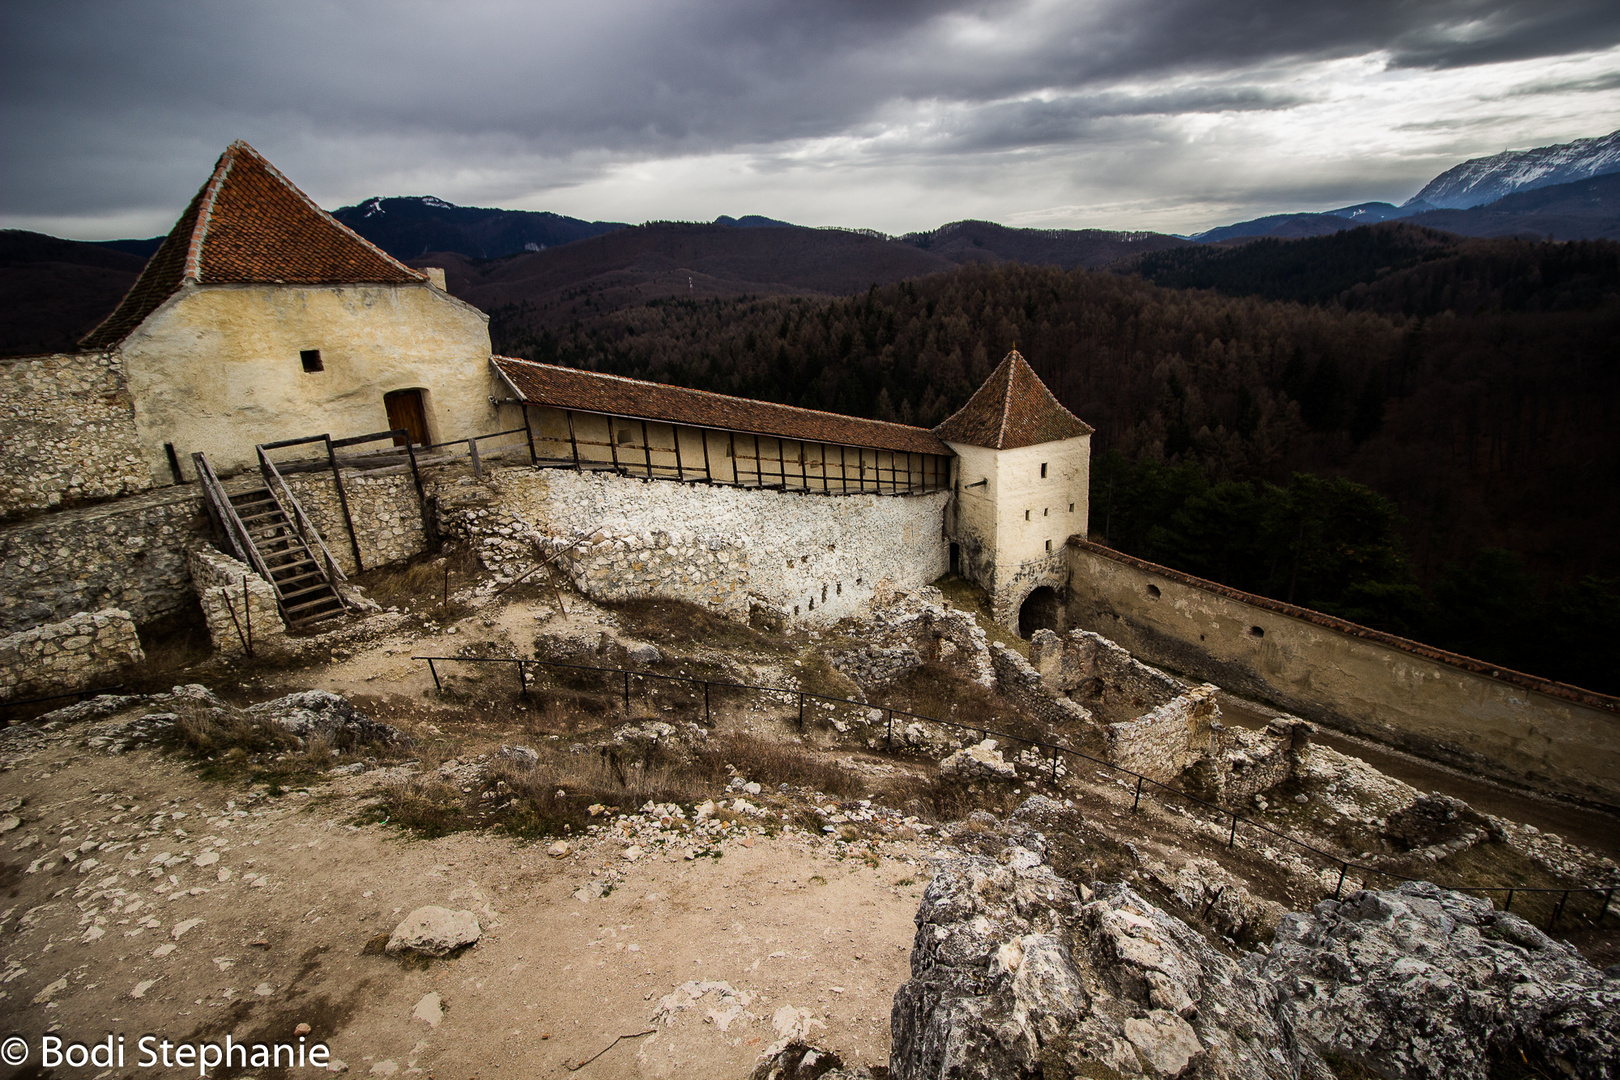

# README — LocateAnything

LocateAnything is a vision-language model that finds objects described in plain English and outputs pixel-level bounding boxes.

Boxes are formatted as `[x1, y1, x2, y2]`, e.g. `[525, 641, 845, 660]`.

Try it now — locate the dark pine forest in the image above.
[490, 225, 1620, 694]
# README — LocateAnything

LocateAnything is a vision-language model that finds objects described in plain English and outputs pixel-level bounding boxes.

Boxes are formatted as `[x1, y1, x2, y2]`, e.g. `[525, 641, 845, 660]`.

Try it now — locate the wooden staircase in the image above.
[194, 452, 351, 632]
[226, 486, 348, 629]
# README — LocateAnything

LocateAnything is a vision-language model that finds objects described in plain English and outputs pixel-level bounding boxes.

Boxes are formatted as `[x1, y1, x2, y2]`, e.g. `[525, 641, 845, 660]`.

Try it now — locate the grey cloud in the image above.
[1, 0, 1616, 233]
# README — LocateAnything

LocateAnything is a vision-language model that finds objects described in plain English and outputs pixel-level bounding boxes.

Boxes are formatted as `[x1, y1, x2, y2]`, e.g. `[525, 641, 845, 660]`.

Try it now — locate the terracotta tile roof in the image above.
[933, 349, 1094, 449]
[81, 141, 424, 349]
[492, 357, 951, 456]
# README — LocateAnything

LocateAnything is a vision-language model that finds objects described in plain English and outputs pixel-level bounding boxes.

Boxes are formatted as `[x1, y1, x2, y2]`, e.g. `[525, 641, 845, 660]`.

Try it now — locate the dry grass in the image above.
[877, 662, 1047, 746]
[605, 597, 786, 653]
[356, 545, 483, 620]
[934, 573, 1029, 657]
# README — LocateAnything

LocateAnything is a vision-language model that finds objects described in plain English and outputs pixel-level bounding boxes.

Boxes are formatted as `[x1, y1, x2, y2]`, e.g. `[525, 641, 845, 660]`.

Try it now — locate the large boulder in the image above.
[385, 906, 481, 957]
[245, 690, 404, 746]
[938, 739, 1018, 782]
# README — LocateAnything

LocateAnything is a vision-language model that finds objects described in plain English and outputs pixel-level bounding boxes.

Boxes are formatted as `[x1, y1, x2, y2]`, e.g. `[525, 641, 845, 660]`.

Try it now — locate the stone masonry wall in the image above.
[440, 467, 949, 627]
[0, 608, 144, 700]
[1029, 628, 1184, 724]
[1104, 684, 1222, 786]
[0, 486, 206, 634]
[0, 352, 152, 518]
[1196, 718, 1314, 806]
[186, 544, 288, 658]
[282, 468, 429, 577]
[988, 642, 1096, 734]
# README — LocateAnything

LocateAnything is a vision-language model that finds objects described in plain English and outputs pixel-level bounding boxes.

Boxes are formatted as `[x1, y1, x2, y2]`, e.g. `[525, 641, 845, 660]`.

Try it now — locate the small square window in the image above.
[300, 349, 323, 372]
[1024, 509, 1030, 521]
[1040, 463, 1048, 478]
[1045, 539, 1052, 551]
[1069, 503, 1075, 512]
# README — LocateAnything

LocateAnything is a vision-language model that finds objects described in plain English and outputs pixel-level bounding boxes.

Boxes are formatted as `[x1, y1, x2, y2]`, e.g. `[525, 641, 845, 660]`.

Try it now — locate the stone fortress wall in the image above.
[440, 467, 950, 627]
[0, 351, 152, 518]
[1066, 537, 1620, 807]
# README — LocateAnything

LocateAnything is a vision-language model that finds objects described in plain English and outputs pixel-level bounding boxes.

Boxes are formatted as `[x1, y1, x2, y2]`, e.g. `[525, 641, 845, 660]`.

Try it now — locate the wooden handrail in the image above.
[192, 453, 281, 606]
[256, 447, 351, 611]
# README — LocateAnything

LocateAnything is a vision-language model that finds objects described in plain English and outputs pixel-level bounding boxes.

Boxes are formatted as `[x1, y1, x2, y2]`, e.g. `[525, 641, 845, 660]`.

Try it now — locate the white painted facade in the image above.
[945, 432, 1090, 630]
[117, 281, 500, 481]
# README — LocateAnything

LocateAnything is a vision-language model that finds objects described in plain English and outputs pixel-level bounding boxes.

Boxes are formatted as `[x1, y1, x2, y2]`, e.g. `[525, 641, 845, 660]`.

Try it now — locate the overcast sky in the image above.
[4, 0, 1619, 240]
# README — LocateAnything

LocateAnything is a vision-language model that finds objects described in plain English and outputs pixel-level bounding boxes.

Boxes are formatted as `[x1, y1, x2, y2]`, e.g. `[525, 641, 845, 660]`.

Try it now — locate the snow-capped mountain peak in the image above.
[1406, 130, 1620, 209]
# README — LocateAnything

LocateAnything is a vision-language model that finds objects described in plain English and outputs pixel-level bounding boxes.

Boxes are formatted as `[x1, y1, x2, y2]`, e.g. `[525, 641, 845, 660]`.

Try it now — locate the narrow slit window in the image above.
[1024, 509, 1030, 521]
[1040, 463, 1048, 478]
[300, 349, 323, 372]
[1045, 539, 1052, 551]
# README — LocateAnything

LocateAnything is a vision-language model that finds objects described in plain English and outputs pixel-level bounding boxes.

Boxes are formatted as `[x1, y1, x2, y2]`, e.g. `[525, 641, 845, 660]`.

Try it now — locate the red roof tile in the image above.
[492, 357, 950, 456]
[81, 141, 424, 349]
[933, 349, 1093, 449]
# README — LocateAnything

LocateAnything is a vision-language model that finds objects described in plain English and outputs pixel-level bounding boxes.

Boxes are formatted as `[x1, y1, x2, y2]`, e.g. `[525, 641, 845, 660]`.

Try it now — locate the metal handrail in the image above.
[412, 652, 1619, 929]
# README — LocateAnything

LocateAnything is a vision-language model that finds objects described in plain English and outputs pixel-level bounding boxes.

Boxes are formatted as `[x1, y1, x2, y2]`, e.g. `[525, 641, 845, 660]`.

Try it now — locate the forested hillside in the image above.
[491, 243, 1620, 693]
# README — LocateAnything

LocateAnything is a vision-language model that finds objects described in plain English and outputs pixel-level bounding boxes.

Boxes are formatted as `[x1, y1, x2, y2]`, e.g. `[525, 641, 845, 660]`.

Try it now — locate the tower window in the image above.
[1045, 539, 1052, 551]
[1069, 503, 1075, 513]
[300, 349, 323, 372]
[1024, 510, 1030, 521]
[1043, 507, 1048, 516]
[1040, 463, 1048, 478]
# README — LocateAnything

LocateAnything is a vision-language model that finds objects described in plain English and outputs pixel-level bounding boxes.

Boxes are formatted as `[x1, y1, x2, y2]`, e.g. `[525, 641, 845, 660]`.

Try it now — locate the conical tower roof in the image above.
[933, 349, 1093, 449]
[81, 140, 425, 349]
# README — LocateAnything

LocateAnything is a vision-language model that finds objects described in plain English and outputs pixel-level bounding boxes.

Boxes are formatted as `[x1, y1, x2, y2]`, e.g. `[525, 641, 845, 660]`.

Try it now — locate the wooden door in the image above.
[384, 389, 429, 447]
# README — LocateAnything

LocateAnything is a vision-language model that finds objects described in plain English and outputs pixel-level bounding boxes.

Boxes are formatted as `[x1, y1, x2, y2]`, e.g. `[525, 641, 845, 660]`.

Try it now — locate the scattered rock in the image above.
[626, 642, 661, 665]
[496, 744, 539, 769]
[749, 1041, 876, 1080]
[0, 815, 19, 833]
[32, 976, 68, 1004]
[546, 840, 573, 858]
[129, 979, 157, 999]
[245, 690, 405, 746]
[171, 918, 202, 939]
[939, 739, 1018, 781]
[412, 991, 444, 1028]
[385, 906, 481, 957]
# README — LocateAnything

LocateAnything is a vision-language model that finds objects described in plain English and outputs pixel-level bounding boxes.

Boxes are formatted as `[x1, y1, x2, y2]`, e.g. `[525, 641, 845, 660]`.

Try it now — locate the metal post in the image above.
[1503, 889, 1514, 913]
[798, 692, 805, 730]
[1227, 814, 1238, 848]
[624, 670, 631, 716]
[1334, 863, 1348, 899]
[427, 659, 441, 691]
[1131, 775, 1144, 812]
[1550, 890, 1570, 931]
[468, 437, 482, 479]
[1601, 888, 1614, 927]
[886, 709, 893, 749]
[1050, 746, 1059, 784]
[704, 682, 711, 724]
[516, 660, 526, 695]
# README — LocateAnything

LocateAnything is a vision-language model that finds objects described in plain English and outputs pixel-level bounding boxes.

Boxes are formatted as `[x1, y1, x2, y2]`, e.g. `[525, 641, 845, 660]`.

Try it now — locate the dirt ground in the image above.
[3, 569, 1617, 1079]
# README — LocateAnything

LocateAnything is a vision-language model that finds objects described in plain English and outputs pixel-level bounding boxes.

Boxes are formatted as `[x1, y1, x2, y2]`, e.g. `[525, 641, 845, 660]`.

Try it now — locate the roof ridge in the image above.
[493, 357, 938, 436]
[209, 140, 424, 284]
[185, 145, 236, 282]
[997, 350, 1017, 447]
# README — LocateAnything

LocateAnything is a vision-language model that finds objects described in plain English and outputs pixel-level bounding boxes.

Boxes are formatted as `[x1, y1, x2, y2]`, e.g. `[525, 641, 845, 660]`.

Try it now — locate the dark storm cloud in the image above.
[2, 0, 1617, 232]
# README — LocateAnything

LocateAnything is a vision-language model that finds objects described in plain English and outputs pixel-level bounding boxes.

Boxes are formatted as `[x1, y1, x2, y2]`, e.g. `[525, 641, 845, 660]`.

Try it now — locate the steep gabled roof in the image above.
[932, 349, 1094, 449]
[80, 140, 425, 349]
[492, 357, 951, 456]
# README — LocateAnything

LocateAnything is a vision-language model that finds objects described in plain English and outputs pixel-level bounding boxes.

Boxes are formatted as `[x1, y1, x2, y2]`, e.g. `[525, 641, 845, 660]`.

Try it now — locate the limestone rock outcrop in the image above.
[244, 689, 406, 746]
[386, 905, 481, 957]
[890, 797, 1620, 1080]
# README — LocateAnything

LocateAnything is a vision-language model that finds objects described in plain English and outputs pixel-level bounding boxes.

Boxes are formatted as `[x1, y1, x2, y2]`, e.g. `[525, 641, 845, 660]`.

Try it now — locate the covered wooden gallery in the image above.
[491, 356, 952, 495]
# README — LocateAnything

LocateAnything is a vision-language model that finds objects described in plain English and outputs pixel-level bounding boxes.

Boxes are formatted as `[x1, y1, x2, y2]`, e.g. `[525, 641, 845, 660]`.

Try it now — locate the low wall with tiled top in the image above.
[1067, 537, 1620, 807]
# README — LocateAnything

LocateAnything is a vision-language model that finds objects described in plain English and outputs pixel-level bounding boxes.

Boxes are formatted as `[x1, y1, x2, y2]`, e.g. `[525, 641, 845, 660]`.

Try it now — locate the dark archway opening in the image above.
[1018, 586, 1062, 639]
[949, 543, 960, 575]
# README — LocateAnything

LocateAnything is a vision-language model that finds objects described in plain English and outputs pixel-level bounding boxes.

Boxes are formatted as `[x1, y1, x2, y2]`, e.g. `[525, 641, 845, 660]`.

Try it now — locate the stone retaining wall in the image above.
[186, 544, 288, 658]
[282, 468, 429, 576]
[0, 352, 151, 519]
[0, 608, 144, 700]
[0, 487, 205, 634]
